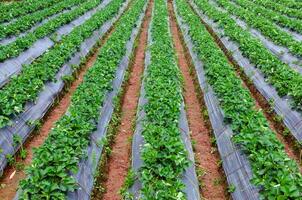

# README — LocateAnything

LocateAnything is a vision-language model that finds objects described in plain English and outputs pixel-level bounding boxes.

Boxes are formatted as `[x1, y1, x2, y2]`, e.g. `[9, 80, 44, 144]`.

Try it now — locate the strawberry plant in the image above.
[245, 0, 302, 34]
[176, 0, 302, 198]
[0, 0, 103, 62]
[0, 0, 125, 128]
[193, 0, 302, 112]
[250, 0, 302, 20]
[274, 0, 302, 9]
[138, 0, 189, 198]
[18, 0, 146, 198]
[0, 0, 85, 39]
[216, 0, 302, 58]
[0, 0, 63, 23]
[237, 0, 302, 34]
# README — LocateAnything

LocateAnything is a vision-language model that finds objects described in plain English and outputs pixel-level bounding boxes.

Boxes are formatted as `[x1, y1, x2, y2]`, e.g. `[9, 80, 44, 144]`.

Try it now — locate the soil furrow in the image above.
[0, 4, 127, 199]
[187, 1, 302, 170]
[168, 1, 228, 199]
[99, 1, 152, 199]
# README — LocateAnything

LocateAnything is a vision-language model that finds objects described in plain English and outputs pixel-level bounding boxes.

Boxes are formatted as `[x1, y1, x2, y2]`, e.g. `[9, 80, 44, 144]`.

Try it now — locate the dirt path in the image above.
[168, 1, 228, 199]
[0, 8, 123, 200]
[188, 3, 302, 170]
[100, 1, 152, 200]
[0, 54, 97, 200]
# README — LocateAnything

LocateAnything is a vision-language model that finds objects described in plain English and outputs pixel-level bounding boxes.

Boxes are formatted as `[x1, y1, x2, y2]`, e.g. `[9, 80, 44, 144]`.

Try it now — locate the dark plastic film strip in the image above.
[174, 1, 260, 199]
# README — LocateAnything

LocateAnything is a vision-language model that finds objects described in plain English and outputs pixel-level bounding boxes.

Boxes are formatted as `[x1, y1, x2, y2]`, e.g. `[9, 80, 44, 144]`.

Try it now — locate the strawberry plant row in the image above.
[16, 0, 146, 198]
[207, 1, 302, 77]
[193, 0, 302, 117]
[274, 0, 302, 9]
[0, 0, 106, 62]
[174, 1, 259, 199]
[0, 0, 124, 128]
[175, 0, 302, 198]
[215, 0, 302, 58]
[0, 0, 111, 87]
[0, 0, 128, 178]
[193, 0, 302, 142]
[229, 0, 302, 36]
[193, 0, 302, 145]
[0, 0, 63, 23]
[129, 0, 199, 199]
[225, 13, 302, 81]
[0, 38, 53, 88]
[0, 6, 70, 46]
[250, 0, 302, 20]
[67, 1, 148, 198]
[0, 0, 85, 40]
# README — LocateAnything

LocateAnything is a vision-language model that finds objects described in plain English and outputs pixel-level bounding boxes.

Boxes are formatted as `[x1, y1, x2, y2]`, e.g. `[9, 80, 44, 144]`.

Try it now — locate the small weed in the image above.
[20, 149, 27, 160]
[228, 184, 236, 193]
[16, 162, 25, 171]
[213, 177, 223, 186]
[210, 136, 216, 146]
[216, 159, 222, 168]
[6, 154, 16, 166]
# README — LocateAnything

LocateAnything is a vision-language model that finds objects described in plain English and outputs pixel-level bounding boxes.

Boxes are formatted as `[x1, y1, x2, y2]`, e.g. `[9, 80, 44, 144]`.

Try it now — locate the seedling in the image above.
[228, 184, 236, 193]
[213, 177, 223, 186]
[6, 154, 16, 166]
[20, 149, 27, 160]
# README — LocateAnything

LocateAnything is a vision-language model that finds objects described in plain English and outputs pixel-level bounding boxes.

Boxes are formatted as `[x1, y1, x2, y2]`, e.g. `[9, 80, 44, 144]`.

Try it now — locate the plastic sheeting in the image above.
[129, 6, 200, 199]
[66, 1, 145, 199]
[0, 6, 75, 45]
[190, 0, 302, 142]
[0, 0, 128, 178]
[209, 0, 302, 73]
[175, 1, 261, 199]
[0, 0, 112, 89]
[0, 38, 53, 87]
[231, 12, 302, 73]
[279, 26, 302, 42]
[55, 0, 113, 41]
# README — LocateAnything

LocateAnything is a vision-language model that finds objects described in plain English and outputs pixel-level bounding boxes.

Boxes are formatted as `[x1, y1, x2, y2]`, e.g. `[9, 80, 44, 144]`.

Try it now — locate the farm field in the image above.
[0, 0, 302, 199]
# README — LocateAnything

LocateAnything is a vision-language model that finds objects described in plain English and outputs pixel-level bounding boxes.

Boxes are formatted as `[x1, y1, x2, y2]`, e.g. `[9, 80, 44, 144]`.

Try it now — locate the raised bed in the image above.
[190, 0, 302, 142]
[0, 0, 129, 177]
[0, 0, 112, 87]
[14, 0, 147, 198]
[129, 1, 199, 199]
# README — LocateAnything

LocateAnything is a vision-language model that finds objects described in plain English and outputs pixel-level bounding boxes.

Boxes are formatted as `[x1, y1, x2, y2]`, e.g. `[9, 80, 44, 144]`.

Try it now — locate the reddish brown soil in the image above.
[189, 3, 302, 170]
[229, 61, 302, 170]
[0, 17, 120, 200]
[241, 77, 302, 171]
[101, 2, 152, 200]
[252, 91, 302, 172]
[0, 51, 100, 200]
[168, 1, 227, 199]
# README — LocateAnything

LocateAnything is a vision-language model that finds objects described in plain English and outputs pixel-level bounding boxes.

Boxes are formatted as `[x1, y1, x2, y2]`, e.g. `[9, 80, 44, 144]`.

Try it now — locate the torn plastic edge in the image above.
[209, 0, 302, 72]
[0, 0, 131, 179]
[129, 4, 200, 199]
[0, 0, 113, 89]
[175, 1, 260, 199]
[190, 0, 302, 142]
